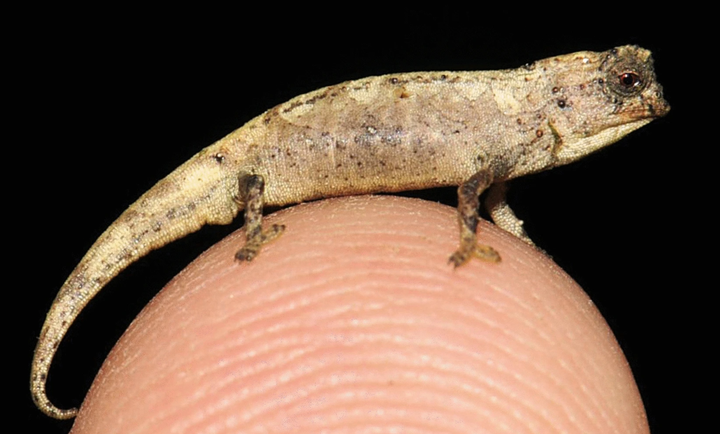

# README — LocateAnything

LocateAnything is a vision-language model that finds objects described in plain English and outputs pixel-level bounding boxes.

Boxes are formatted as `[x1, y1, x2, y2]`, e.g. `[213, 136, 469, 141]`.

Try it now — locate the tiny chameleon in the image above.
[32, 45, 668, 419]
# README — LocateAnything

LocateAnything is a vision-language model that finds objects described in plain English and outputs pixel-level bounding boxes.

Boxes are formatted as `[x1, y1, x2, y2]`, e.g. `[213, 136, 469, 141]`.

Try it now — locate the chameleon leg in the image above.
[449, 170, 501, 267]
[485, 182, 535, 246]
[235, 174, 285, 261]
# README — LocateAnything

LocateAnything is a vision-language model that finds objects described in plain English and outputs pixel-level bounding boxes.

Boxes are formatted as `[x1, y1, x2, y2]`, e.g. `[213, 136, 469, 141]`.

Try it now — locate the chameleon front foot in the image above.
[451, 170, 500, 267]
[449, 243, 501, 267]
[235, 224, 285, 261]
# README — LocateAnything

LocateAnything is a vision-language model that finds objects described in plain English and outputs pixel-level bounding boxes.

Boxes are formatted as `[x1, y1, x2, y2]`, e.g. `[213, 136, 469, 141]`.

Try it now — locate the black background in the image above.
[13, 6, 700, 433]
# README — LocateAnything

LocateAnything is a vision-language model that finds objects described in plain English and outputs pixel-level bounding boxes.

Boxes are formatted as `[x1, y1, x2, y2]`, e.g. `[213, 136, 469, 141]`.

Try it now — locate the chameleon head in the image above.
[546, 45, 670, 166]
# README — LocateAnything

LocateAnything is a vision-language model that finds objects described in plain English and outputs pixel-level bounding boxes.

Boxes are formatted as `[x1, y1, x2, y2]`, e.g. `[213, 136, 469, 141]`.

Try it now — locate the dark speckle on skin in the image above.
[262, 108, 279, 125]
[304, 91, 328, 106]
[283, 101, 304, 113]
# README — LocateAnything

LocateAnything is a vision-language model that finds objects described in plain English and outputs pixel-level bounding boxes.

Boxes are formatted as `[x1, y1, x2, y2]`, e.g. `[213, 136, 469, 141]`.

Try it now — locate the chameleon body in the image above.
[32, 45, 668, 419]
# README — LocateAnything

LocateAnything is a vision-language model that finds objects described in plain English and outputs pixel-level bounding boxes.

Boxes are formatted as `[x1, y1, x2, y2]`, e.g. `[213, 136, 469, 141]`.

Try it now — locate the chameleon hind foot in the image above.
[235, 173, 285, 262]
[235, 223, 285, 261]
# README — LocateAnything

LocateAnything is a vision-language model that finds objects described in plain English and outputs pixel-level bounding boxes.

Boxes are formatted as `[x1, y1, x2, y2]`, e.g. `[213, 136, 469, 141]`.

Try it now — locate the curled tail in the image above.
[31, 148, 240, 418]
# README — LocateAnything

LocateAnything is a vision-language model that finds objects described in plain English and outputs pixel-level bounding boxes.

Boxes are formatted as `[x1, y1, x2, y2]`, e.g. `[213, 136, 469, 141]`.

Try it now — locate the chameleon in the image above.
[32, 45, 668, 419]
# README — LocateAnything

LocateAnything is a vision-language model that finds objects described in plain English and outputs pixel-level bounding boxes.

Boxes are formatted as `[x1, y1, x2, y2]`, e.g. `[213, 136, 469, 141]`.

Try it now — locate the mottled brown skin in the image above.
[32, 45, 668, 419]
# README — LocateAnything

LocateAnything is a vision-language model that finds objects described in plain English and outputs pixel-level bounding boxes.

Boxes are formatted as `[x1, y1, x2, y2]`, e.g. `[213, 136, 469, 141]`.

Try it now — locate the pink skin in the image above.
[70, 196, 648, 434]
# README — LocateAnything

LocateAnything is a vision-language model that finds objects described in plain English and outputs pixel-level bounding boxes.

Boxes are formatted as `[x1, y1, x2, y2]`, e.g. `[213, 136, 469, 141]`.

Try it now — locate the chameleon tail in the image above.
[31, 149, 240, 418]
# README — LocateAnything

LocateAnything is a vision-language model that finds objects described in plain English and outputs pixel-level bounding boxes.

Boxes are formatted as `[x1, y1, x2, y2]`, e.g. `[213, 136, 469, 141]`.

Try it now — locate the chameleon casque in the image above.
[32, 45, 668, 419]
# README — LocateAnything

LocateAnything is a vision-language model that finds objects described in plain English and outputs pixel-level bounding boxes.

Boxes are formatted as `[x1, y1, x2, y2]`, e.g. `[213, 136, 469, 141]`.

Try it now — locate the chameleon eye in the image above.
[618, 71, 642, 90]
[607, 67, 647, 97]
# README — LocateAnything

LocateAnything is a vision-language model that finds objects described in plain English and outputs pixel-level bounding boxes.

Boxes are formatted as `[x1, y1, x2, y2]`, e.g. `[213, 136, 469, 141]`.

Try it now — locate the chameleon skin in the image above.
[32, 45, 668, 419]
